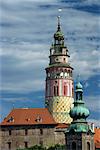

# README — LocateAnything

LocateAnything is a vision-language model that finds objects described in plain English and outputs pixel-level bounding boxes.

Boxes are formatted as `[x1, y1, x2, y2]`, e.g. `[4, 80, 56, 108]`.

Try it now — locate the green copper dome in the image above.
[66, 81, 90, 133]
[70, 105, 90, 119]
[68, 123, 89, 133]
[54, 31, 64, 40]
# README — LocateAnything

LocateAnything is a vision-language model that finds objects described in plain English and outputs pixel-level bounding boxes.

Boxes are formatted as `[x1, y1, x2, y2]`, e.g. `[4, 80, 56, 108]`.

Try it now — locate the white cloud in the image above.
[70, 49, 100, 80]
[1, 78, 45, 93]
[0, 0, 99, 93]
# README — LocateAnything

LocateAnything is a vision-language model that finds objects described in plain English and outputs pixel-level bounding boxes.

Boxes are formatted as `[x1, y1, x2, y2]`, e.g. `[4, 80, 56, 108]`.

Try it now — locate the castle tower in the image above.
[65, 81, 95, 150]
[45, 16, 74, 123]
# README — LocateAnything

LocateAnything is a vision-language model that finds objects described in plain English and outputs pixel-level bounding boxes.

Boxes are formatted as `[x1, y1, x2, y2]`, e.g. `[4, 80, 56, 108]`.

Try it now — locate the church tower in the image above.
[45, 17, 74, 123]
[65, 81, 95, 150]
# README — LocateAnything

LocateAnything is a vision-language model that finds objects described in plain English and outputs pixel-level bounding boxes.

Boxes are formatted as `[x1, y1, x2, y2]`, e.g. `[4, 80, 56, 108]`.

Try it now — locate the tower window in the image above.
[63, 58, 66, 62]
[55, 81, 57, 84]
[24, 142, 28, 148]
[8, 142, 11, 150]
[72, 142, 76, 150]
[64, 86, 67, 96]
[76, 92, 82, 100]
[87, 142, 90, 150]
[57, 86, 58, 95]
[54, 86, 59, 96]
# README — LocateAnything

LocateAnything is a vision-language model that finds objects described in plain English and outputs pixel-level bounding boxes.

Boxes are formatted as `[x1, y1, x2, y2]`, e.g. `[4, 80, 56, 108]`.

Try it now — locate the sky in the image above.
[0, 0, 100, 126]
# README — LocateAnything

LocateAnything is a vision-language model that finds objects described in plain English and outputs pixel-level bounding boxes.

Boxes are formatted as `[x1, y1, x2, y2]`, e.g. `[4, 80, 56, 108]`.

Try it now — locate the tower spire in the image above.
[57, 16, 61, 31]
[65, 80, 95, 150]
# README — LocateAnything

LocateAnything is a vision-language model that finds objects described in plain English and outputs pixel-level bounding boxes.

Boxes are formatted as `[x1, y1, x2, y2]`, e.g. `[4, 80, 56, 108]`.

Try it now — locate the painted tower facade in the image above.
[65, 81, 95, 150]
[45, 17, 74, 123]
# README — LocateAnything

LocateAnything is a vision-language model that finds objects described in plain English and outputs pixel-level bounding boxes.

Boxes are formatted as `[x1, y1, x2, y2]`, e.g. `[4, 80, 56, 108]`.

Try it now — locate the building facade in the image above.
[45, 16, 74, 124]
[0, 108, 66, 150]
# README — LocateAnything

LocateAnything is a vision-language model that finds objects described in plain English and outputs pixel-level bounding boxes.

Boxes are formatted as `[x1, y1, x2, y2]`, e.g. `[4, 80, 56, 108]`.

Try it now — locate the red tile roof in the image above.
[56, 123, 69, 129]
[94, 128, 100, 148]
[0, 108, 57, 126]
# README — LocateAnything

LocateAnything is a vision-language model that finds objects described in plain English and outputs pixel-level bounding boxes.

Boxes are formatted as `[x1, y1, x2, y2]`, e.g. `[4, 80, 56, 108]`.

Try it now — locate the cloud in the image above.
[0, 0, 99, 93]
[0, 0, 100, 123]
[70, 49, 100, 79]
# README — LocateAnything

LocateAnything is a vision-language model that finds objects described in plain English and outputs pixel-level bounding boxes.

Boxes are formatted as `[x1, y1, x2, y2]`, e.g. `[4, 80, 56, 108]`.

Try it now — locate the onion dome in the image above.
[66, 81, 90, 133]
[70, 105, 90, 119]
[70, 81, 90, 120]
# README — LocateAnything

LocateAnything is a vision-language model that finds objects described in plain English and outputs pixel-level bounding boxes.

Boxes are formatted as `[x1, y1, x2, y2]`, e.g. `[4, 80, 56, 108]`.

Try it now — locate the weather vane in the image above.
[57, 8, 62, 30]
[58, 8, 62, 17]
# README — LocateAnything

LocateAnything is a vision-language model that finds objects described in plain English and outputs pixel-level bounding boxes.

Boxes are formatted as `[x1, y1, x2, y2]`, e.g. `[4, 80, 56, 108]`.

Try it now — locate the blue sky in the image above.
[0, 0, 100, 126]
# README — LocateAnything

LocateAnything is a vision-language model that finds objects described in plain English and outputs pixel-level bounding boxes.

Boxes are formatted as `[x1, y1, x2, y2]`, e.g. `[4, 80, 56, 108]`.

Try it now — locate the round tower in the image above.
[45, 17, 74, 123]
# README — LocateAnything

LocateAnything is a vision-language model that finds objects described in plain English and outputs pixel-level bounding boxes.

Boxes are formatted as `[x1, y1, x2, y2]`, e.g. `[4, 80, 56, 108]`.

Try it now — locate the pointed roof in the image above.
[54, 16, 64, 41]
[0, 108, 57, 126]
[67, 81, 90, 133]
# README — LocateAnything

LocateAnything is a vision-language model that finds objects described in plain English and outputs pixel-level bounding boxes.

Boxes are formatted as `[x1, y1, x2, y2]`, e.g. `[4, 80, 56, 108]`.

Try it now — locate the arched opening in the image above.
[64, 85, 67, 96]
[87, 142, 90, 150]
[72, 87, 74, 97]
[72, 142, 76, 150]
[54, 86, 58, 96]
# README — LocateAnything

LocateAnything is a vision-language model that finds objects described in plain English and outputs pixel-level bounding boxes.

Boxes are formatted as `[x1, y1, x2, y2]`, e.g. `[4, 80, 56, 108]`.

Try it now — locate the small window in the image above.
[35, 116, 42, 123]
[25, 129, 28, 135]
[63, 58, 66, 62]
[64, 86, 67, 96]
[7, 116, 14, 123]
[55, 81, 57, 84]
[72, 142, 76, 150]
[40, 129, 43, 135]
[54, 86, 59, 96]
[24, 142, 28, 148]
[87, 142, 90, 150]
[54, 86, 56, 96]
[8, 142, 11, 150]
[9, 130, 11, 136]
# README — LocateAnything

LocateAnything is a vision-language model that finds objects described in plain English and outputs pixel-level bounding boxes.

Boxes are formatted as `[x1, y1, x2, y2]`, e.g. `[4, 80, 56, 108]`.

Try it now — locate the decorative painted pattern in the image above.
[46, 96, 74, 123]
